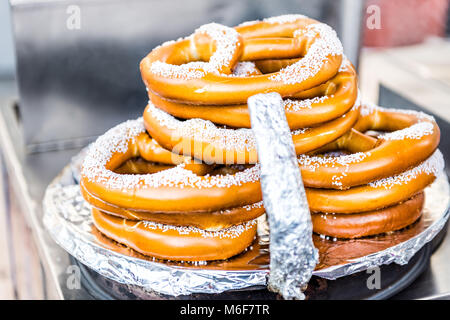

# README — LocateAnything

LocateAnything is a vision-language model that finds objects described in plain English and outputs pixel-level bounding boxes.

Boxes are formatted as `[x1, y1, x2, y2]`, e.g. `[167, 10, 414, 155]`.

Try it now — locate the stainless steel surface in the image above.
[10, 0, 364, 152]
[0, 92, 90, 299]
[0, 0, 15, 77]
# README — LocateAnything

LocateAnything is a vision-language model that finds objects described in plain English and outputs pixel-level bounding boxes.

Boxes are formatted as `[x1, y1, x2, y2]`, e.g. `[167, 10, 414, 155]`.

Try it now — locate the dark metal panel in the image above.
[10, 0, 363, 151]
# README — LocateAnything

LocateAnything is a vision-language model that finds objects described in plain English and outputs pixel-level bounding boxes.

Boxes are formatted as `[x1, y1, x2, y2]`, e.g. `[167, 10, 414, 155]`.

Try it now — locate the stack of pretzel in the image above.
[80, 15, 444, 262]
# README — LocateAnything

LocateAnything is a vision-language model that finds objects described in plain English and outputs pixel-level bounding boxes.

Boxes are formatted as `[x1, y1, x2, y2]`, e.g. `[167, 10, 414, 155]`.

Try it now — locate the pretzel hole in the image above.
[114, 157, 251, 178]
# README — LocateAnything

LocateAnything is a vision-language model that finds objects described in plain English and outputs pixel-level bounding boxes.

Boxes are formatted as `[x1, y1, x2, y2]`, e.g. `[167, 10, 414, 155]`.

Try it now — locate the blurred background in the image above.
[0, 0, 449, 299]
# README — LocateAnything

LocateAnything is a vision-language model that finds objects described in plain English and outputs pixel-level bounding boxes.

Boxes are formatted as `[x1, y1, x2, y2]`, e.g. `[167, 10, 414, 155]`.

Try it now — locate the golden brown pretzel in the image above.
[299, 103, 441, 189]
[311, 192, 424, 239]
[143, 100, 360, 164]
[80, 119, 262, 213]
[146, 61, 357, 130]
[81, 180, 264, 230]
[92, 208, 257, 261]
[140, 16, 343, 105]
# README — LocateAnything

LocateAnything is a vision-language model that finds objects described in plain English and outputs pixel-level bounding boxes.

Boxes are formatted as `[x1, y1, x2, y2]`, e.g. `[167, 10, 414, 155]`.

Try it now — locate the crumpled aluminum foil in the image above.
[247, 93, 318, 300]
[43, 147, 449, 297]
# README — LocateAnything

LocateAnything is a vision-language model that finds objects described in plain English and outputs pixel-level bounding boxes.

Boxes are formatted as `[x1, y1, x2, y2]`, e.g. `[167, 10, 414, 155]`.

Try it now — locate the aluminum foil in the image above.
[43, 147, 450, 297]
[247, 93, 318, 300]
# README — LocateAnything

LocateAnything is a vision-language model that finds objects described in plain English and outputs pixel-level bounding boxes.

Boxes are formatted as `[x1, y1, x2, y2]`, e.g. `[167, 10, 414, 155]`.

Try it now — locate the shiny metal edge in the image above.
[0, 105, 64, 299]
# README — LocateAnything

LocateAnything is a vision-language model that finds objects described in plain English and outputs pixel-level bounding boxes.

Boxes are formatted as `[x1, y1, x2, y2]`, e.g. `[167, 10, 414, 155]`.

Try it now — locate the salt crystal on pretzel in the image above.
[369, 149, 444, 189]
[82, 118, 260, 190]
[269, 23, 343, 84]
[141, 16, 343, 105]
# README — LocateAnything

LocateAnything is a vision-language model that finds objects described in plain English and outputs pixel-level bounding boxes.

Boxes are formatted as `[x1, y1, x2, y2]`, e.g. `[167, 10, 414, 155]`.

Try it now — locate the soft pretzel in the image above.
[81, 182, 264, 230]
[143, 100, 360, 164]
[82, 119, 262, 261]
[299, 104, 440, 189]
[306, 149, 443, 213]
[140, 16, 352, 166]
[140, 16, 343, 105]
[147, 60, 357, 130]
[80, 119, 262, 213]
[311, 192, 424, 239]
[92, 208, 257, 261]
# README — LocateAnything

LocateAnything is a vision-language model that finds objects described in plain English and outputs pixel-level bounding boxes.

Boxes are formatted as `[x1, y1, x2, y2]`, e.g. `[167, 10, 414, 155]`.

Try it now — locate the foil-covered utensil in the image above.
[247, 92, 318, 300]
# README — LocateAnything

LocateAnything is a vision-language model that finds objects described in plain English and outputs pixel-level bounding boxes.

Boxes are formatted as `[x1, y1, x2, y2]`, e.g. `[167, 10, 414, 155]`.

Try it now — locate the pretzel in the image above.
[81, 119, 262, 261]
[143, 100, 360, 164]
[92, 208, 257, 261]
[298, 103, 441, 189]
[306, 149, 443, 213]
[311, 192, 424, 239]
[81, 182, 264, 230]
[140, 15, 343, 105]
[147, 60, 357, 130]
[80, 119, 262, 214]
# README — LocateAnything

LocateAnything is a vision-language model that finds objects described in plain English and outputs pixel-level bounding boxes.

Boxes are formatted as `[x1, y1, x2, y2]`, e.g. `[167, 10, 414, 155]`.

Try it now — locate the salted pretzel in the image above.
[298, 103, 441, 189]
[306, 149, 443, 213]
[147, 60, 357, 130]
[81, 118, 262, 260]
[143, 99, 360, 164]
[140, 16, 354, 165]
[298, 102, 442, 238]
[80, 119, 262, 214]
[311, 192, 424, 239]
[140, 15, 343, 105]
[92, 208, 257, 261]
